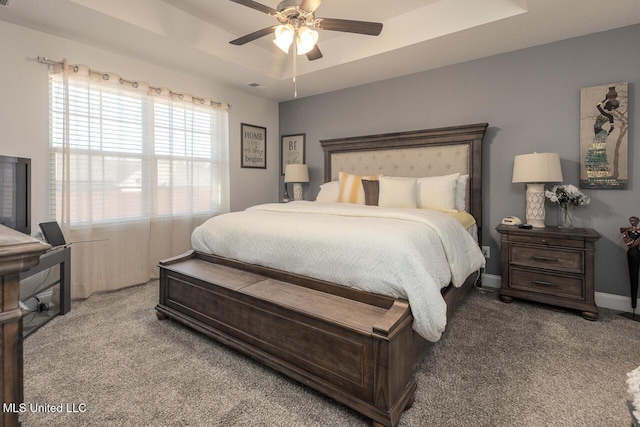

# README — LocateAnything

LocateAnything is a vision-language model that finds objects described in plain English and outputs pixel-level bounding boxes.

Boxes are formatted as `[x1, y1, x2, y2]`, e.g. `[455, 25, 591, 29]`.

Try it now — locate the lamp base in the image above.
[293, 183, 303, 201]
[525, 183, 546, 228]
[528, 217, 546, 228]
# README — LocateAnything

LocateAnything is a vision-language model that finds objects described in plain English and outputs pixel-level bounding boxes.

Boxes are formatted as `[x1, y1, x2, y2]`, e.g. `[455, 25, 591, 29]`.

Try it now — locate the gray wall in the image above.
[279, 24, 639, 298]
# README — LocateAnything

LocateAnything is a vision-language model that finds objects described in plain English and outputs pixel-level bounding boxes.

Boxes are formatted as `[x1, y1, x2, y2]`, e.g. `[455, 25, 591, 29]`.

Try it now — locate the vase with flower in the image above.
[545, 184, 590, 229]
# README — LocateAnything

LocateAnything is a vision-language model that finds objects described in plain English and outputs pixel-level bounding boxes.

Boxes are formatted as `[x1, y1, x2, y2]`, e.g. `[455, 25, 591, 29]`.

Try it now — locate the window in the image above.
[49, 72, 229, 225]
[153, 99, 226, 216]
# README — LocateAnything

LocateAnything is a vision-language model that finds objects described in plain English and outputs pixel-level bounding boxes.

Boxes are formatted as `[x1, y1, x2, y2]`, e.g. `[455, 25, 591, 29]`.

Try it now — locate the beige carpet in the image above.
[21, 282, 640, 426]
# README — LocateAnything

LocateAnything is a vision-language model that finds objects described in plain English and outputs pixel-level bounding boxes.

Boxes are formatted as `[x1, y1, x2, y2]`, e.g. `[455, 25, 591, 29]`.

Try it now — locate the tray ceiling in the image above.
[1, 0, 639, 101]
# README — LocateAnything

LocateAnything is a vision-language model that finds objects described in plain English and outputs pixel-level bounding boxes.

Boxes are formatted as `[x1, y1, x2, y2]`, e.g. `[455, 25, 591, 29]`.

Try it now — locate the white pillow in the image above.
[315, 180, 340, 203]
[417, 173, 460, 211]
[455, 174, 469, 211]
[378, 176, 417, 208]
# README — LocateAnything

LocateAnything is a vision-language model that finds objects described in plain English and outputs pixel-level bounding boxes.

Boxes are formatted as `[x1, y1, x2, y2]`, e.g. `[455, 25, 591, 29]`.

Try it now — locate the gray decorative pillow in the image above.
[361, 179, 379, 206]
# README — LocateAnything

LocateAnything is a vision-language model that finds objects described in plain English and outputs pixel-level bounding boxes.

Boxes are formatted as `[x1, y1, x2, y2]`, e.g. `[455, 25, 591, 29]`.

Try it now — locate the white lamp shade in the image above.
[284, 164, 309, 183]
[296, 26, 319, 55]
[512, 152, 563, 183]
[273, 24, 295, 53]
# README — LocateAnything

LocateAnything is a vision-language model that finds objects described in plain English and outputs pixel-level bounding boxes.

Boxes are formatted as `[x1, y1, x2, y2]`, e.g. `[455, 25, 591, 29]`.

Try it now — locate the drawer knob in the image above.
[532, 256, 558, 262]
[532, 280, 559, 287]
[541, 239, 548, 244]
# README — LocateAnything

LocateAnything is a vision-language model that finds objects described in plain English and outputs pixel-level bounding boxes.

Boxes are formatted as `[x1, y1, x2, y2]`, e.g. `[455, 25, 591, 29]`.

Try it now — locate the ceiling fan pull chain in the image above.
[293, 40, 298, 98]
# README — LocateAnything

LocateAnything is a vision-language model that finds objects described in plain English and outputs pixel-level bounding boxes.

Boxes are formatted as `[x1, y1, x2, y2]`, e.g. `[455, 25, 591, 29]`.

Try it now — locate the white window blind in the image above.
[153, 99, 226, 216]
[49, 72, 229, 225]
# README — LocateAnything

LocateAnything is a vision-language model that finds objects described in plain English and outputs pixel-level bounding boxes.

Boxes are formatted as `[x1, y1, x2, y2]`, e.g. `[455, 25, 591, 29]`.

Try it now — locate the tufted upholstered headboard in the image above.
[319, 123, 488, 244]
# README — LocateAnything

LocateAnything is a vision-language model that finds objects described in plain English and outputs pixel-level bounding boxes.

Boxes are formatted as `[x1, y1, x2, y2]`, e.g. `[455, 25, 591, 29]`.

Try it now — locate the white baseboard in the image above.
[594, 291, 640, 314]
[481, 273, 639, 314]
[480, 273, 501, 290]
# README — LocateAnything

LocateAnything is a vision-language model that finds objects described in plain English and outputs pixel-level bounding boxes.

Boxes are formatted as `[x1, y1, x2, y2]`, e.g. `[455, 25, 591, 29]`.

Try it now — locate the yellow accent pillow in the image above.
[338, 172, 380, 204]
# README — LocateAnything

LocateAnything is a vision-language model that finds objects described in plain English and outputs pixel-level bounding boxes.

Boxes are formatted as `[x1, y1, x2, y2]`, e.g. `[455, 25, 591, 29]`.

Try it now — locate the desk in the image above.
[19, 246, 70, 337]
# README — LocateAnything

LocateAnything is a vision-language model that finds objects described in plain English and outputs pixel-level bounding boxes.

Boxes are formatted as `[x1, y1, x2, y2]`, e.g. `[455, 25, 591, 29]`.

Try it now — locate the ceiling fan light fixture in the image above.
[296, 26, 318, 55]
[273, 24, 295, 53]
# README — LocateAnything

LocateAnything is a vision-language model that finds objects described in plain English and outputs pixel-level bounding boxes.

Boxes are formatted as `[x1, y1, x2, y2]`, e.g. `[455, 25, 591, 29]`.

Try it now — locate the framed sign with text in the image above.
[241, 123, 267, 169]
[280, 134, 306, 175]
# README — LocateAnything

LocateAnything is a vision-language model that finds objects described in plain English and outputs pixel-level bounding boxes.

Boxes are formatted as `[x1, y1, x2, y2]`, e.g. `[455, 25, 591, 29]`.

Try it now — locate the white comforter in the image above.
[191, 202, 485, 342]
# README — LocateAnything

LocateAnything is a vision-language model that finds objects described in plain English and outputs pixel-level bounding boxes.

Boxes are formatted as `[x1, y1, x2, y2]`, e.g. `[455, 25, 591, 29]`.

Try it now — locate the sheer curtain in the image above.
[49, 60, 229, 298]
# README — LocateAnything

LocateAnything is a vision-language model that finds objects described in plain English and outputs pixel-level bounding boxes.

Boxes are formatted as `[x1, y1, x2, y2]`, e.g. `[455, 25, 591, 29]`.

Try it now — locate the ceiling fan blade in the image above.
[315, 18, 383, 36]
[229, 0, 278, 16]
[305, 44, 323, 61]
[230, 26, 278, 45]
[298, 0, 322, 13]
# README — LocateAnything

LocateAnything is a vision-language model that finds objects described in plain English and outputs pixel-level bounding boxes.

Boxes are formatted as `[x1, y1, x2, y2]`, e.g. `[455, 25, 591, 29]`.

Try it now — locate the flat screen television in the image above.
[0, 155, 31, 235]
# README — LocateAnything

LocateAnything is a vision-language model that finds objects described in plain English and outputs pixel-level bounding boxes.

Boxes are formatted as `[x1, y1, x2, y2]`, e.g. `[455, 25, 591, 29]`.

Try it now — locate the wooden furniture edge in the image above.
[193, 252, 396, 309]
[1, 225, 50, 427]
[158, 249, 195, 266]
[372, 300, 411, 336]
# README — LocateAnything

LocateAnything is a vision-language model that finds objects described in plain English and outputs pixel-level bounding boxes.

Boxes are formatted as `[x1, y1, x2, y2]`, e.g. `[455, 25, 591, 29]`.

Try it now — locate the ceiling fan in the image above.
[229, 0, 384, 61]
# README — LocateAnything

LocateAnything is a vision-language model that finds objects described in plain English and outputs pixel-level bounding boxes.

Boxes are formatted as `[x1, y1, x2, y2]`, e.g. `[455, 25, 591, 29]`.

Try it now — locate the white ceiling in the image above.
[1, 0, 639, 102]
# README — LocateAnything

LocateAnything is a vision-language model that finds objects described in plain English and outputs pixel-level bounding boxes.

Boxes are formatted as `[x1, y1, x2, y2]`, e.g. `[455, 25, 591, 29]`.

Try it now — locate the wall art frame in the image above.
[241, 123, 267, 169]
[580, 82, 628, 189]
[280, 134, 306, 175]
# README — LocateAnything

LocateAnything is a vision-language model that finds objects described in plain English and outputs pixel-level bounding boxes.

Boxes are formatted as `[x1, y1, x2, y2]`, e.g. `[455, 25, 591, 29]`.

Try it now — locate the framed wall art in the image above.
[241, 123, 267, 169]
[580, 82, 628, 189]
[280, 134, 306, 175]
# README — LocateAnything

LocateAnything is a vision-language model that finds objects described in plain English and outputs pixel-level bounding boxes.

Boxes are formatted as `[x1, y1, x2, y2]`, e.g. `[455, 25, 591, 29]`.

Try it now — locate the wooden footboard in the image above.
[156, 251, 476, 427]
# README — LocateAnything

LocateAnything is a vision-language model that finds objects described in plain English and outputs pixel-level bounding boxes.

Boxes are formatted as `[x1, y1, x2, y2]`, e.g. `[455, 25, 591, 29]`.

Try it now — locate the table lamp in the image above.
[284, 164, 309, 201]
[512, 152, 563, 228]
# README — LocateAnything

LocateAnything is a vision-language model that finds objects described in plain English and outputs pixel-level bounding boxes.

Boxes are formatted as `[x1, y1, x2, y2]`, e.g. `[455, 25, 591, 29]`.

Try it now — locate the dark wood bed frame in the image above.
[156, 123, 488, 427]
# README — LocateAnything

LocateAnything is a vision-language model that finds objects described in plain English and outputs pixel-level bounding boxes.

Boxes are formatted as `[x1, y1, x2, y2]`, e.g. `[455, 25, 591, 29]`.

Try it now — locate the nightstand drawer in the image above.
[497, 224, 600, 319]
[508, 234, 584, 248]
[509, 268, 584, 299]
[510, 246, 583, 274]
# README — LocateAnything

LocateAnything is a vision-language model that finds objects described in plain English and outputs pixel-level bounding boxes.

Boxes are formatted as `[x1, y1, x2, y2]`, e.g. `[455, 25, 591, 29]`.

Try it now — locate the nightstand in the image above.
[496, 224, 600, 320]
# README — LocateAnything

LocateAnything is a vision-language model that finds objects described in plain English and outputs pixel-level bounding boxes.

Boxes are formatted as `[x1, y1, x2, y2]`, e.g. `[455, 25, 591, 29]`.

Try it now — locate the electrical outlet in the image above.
[481, 246, 490, 258]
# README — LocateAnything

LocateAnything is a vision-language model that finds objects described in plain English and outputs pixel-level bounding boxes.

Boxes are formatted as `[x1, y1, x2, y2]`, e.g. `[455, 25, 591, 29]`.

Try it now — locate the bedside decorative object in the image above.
[284, 164, 309, 201]
[620, 216, 640, 320]
[580, 82, 628, 189]
[545, 184, 590, 229]
[281, 185, 290, 203]
[241, 123, 266, 169]
[496, 224, 600, 320]
[512, 152, 563, 228]
[559, 204, 574, 229]
[281, 134, 305, 175]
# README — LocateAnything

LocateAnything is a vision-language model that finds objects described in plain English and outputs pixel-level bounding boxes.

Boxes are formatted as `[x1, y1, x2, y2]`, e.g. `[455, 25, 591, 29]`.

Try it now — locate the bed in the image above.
[156, 123, 488, 426]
